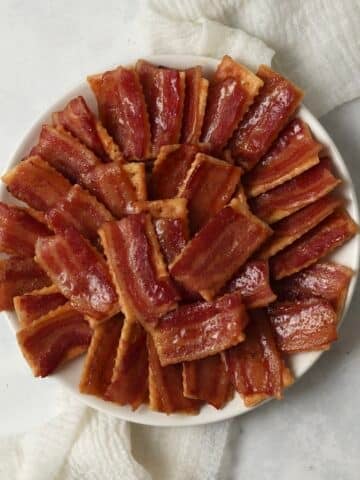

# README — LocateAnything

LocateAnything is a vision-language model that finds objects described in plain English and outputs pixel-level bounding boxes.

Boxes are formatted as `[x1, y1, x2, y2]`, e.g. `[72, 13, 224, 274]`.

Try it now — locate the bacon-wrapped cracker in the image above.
[152, 291, 248, 366]
[271, 209, 358, 279]
[88, 67, 151, 160]
[268, 298, 338, 353]
[105, 319, 148, 409]
[53, 96, 123, 163]
[147, 335, 200, 414]
[35, 225, 119, 325]
[124, 163, 147, 200]
[170, 198, 272, 300]
[99, 214, 179, 327]
[250, 160, 340, 224]
[2, 156, 71, 212]
[136, 60, 185, 155]
[79, 316, 123, 397]
[14, 285, 67, 326]
[17, 303, 92, 377]
[178, 153, 242, 232]
[244, 118, 322, 197]
[226, 310, 293, 407]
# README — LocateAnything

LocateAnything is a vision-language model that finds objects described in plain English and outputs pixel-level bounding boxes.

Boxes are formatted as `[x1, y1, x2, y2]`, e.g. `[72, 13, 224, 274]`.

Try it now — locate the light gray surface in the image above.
[0, 2, 359, 479]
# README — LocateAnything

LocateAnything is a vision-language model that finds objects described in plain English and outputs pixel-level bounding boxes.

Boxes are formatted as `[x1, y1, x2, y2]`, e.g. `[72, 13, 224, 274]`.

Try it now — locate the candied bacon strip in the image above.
[17, 303, 92, 377]
[170, 199, 272, 300]
[0, 257, 51, 311]
[105, 319, 148, 410]
[244, 118, 322, 197]
[230, 65, 304, 171]
[250, 160, 341, 224]
[35, 225, 120, 325]
[2, 156, 71, 212]
[14, 285, 67, 326]
[88, 67, 151, 160]
[268, 298, 338, 353]
[178, 153, 242, 232]
[225, 310, 293, 407]
[271, 209, 358, 280]
[152, 292, 249, 366]
[136, 60, 185, 155]
[258, 194, 342, 259]
[124, 163, 147, 201]
[181, 67, 209, 144]
[147, 336, 200, 414]
[79, 315, 123, 397]
[99, 214, 179, 327]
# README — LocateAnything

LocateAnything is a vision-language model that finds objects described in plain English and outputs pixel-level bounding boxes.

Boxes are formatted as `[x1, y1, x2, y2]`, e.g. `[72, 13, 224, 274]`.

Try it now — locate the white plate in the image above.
[2, 55, 359, 427]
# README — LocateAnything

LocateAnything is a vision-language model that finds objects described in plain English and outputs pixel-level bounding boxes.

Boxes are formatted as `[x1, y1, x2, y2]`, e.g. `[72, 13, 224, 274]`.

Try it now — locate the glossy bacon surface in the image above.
[17, 304, 91, 377]
[99, 214, 179, 326]
[152, 292, 248, 366]
[230, 65, 304, 171]
[170, 199, 272, 300]
[244, 118, 321, 197]
[181, 67, 208, 144]
[268, 298, 338, 353]
[271, 210, 358, 279]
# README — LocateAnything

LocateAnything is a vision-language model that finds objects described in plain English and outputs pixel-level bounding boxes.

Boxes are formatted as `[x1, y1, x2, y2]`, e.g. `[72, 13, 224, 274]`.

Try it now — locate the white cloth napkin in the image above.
[2, 1, 360, 479]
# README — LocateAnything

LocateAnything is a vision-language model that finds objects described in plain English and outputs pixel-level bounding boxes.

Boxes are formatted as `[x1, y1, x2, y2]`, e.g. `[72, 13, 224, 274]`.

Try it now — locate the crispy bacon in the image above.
[250, 160, 341, 223]
[35, 225, 119, 324]
[14, 285, 67, 326]
[226, 310, 293, 407]
[230, 65, 304, 171]
[244, 118, 322, 197]
[147, 336, 200, 414]
[105, 319, 148, 409]
[271, 209, 358, 279]
[136, 60, 185, 155]
[181, 66, 208, 144]
[183, 354, 233, 409]
[2, 156, 71, 212]
[79, 316, 123, 397]
[152, 292, 248, 366]
[0, 257, 51, 311]
[124, 163, 147, 200]
[170, 199, 272, 300]
[17, 303, 92, 377]
[258, 194, 342, 259]
[268, 298, 338, 353]
[88, 67, 151, 160]
[99, 214, 179, 326]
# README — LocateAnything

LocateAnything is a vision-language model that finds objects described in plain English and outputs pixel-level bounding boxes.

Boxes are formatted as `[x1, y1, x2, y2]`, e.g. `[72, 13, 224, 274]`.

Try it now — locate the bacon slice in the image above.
[147, 335, 200, 414]
[271, 209, 358, 279]
[181, 67, 208, 144]
[35, 226, 119, 324]
[0, 202, 50, 257]
[105, 319, 148, 409]
[268, 298, 338, 353]
[124, 163, 147, 200]
[226, 310, 293, 407]
[88, 67, 151, 160]
[274, 262, 353, 315]
[17, 303, 91, 377]
[183, 354, 233, 409]
[53, 96, 123, 163]
[225, 260, 276, 309]
[99, 214, 179, 326]
[244, 118, 322, 197]
[170, 199, 272, 300]
[14, 285, 67, 326]
[136, 60, 185, 155]
[152, 292, 248, 366]
[258, 194, 342, 259]
[250, 160, 341, 223]
[2, 156, 71, 212]
[230, 65, 304, 171]
[79, 316, 123, 397]
[0, 257, 51, 311]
